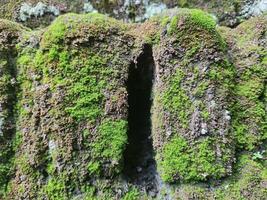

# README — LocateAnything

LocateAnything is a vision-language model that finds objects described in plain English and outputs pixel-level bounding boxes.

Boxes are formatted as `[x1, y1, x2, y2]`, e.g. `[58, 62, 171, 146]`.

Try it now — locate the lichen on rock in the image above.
[1, 0, 267, 28]
[0, 7, 266, 200]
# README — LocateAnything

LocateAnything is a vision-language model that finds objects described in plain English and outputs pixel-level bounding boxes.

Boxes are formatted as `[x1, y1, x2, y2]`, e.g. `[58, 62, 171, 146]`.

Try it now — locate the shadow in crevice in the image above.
[123, 44, 158, 196]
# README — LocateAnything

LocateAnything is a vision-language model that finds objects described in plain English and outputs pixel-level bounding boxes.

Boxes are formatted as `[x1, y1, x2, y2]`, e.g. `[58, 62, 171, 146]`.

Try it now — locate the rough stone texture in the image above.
[0, 8, 266, 200]
[1, 0, 267, 28]
[220, 16, 267, 151]
[0, 20, 28, 196]
[167, 14, 267, 200]
[151, 9, 235, 183]
[10, 14, 139, 199]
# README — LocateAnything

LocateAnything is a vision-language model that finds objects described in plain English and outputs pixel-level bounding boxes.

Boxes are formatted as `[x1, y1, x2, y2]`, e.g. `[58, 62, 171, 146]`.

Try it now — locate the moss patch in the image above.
[160, 136, 231, 182]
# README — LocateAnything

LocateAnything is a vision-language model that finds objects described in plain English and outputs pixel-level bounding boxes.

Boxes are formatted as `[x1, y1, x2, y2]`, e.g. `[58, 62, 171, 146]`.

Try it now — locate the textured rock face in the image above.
[151, 10, 235, 183]
[220, 17, 267, 151]
[1, 0, 267, 28]
[0, 8, 266, 200]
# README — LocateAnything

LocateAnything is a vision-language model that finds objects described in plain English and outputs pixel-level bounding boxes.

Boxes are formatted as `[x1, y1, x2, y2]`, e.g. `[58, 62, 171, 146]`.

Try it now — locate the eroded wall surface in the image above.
[0, 8, 266, 200]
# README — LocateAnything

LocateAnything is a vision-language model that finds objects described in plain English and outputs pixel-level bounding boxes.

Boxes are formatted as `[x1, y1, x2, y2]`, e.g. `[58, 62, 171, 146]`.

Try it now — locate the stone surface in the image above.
[1, 0, 267, 28]
[0, 8, 266, 200]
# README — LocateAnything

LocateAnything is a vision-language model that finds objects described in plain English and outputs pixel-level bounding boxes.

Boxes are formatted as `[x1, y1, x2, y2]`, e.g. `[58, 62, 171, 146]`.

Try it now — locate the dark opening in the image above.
[123, 45, 158, 196]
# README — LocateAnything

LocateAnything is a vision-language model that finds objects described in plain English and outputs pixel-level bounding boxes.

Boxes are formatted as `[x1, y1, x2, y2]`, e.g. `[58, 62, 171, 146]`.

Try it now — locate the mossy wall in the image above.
[0, 0, 264, 28]
[0, 20, 28, 197]
[220, 16, 267, 151]
[10, 13, 140, 199]
[151, 9, 235, 183]
[0, 8, 266, 200]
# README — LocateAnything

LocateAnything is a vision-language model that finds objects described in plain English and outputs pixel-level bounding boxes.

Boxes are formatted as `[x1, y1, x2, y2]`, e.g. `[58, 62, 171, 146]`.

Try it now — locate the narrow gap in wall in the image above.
[123, 44, 158, 196]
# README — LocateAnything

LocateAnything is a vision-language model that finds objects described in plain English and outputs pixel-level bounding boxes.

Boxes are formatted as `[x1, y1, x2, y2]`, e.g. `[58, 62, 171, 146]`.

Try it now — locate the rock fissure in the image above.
[0, 9, 266, 199]
[123, 44, 159, 197]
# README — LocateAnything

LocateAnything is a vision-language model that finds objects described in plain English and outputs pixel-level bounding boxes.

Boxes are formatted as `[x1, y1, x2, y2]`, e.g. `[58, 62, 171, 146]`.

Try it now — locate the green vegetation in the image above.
[0, 7, 266, 200]
[190, 9, 216, 31]
[232, 74, 266, 150]
[166, 9, 216, 34]
[89, 119, 128, 175]
[160, 136, 230, 182]
[229, 18, 267, 151]
[8, 12, 131, 199]
[44, 178, 67, 200]
[0, 20, 25, 194]
[0, 57, 14, 195]
[155, 9, 235, 184]
[215, 154, 267, 199]
[122, 187, 140, 200]
[41, 13, 127, 48]
[62, 52, 111, 122]
[162, 69, 191, 128]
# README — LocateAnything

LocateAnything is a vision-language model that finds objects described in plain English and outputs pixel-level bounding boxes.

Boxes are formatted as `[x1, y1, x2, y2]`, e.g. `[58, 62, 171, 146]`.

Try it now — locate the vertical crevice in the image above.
[123, 44, 158, 196]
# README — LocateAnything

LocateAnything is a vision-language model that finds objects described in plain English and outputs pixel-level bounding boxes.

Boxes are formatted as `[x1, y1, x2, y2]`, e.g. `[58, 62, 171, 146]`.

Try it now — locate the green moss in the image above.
[160, 15, 170, 27]
[0, 153, 12, 195]
[231, 67, 266, 150]
[10, 13, 132, 198]
[32, 47, 109, 122]
[215, 154, 267, 199]
[222, 17, 267, 152]
[160, 136, 230, 182]
[194, 81, 209, 97]
[144, 32, 160, 45]
[201, 110, 209, 120]
[177, 0, 189, 7]
[177, 185, 208, 199]
[166, 9, 216, 35]
[0, 49, 21, 196]
[185, 44, 201, 59]
[159, 136, 189, 182]
[2, 7, 265, 199]
[190, 9, 216, 31]
[87, 161, 101, 176]
[162, 69, 191, 128]
[42, 19, 66, 48]
[63, 53, 111, 122]
[44, 178, 67, 200]
[154, 9, 235, 185]
[122, 187, 140, 200]
[236, 79, 264, 100]
[46, 162, 56, 175]
[33, 47, 128, 176]
[168, 16, 179, 35]
[15, 155, 34, 175]
[82, 186, 97, 200]
[41, 13, 127, 48]
[0, 19, 27, 36]
[90, 119, 128, 174]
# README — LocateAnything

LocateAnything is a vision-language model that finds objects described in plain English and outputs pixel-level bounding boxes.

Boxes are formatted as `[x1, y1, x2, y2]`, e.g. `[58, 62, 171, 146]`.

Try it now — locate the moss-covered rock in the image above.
[0, 8, 266, 200]
[1, 0, 266, 28]
[151, 9, 235, 183]
[9, 13, 139, 199]
[166, 14, 267, 200]
[0, 19, 28, 197]
[219, 16, 267, 151]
